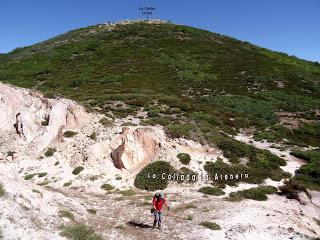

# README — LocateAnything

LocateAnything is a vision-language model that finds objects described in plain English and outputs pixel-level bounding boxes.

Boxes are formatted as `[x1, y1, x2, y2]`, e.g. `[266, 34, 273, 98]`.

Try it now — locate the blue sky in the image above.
[0, 0, 319, 61]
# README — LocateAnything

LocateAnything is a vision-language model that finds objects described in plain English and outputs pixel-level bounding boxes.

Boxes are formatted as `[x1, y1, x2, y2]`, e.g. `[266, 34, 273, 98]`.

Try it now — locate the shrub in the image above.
[178, 167, 198, 183]
[59, 210, 75, 220]
[279, 179, 308, 201]
[101, 183, 114, 191]
[203, 95, 278, 125]
[64, 131, 78, 138]
[115, 176, 122, 180]
[45, 147, 56, 157]
[199, 186, 225, 196]
[41, 119, 49, 126]
[37, 172, 47, 178]
[0, 183, 4, 197]
[99, 117, 112, 127]
[177, 153, 191, 165]
[54, 161, 60, 166]
[147, 108, 161, 117]
[63, 181, 72, 187]
[86, 209, 97, 215]
[24, 173, 35, 180]
[229, 186, 277, 201]
[187, 214, 193, 220]
[119, 189, 136, 196]
[165, 124, 192, 139]
[32, 189, 42, 196]
[61, 224, 103, 240]
[72, 166, 84, 175]
[134, 161, 175, 191]
[89, 132, 97, 141]
[290, 149, 320, 190]
[199, 221, 221, 230]
[7, 151, 15, 157]
[173, 204, 197, 212]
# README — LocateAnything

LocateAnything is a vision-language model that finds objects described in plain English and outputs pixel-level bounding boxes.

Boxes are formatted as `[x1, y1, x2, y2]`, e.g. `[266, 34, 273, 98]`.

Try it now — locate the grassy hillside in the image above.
[1, 20, 319, 189]
[1, 21, 319, 145]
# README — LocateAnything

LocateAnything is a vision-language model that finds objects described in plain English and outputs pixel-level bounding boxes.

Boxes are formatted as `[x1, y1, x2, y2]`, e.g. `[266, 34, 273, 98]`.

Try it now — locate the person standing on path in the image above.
[152, 192, 169, 230]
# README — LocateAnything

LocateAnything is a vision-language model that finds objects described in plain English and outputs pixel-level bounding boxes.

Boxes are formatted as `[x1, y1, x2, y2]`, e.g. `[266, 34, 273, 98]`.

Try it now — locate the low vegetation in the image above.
[61, 224, 103, 240]
[204, 137, 289, 186]
[290, 148, 320, 190]
[279, 179, 309, 201]
[44, 147, 56, 157]
[32, 189, 42, 195]
[99, 117, 112, 127]
[100, 183, 114, 191]
[177, 153, 191, 165]
[64, 131, 78, 138]
[119, 189, 136, 197]
[37, 172, 47, 177]
[86, 209, 97, 215]
[89, 132, 97, 140]
[59, 210, 75, 220]
[228, 186, 277, 201]
[0, 183, 5, 197]
[199, 186, 225, 196]
[173, 203, 197, 212]
[24, 173, 36, 180]
[199, 221, 221, 230]
[63, 181, 72, 187]
[72, 166, 84, 175]
[134, 161, 175, 191]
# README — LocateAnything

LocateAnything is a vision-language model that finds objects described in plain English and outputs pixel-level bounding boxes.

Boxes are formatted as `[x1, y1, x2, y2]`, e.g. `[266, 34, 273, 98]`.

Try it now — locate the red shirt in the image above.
[152, 197, 166, 211]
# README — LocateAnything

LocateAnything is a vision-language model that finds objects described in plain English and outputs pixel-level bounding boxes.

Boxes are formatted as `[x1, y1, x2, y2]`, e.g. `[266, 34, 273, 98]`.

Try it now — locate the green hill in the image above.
[0, 20, 319, 147]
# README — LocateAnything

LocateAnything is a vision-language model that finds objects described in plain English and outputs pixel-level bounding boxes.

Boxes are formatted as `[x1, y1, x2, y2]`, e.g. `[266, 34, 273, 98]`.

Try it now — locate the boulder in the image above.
[110, 127, 161, 170]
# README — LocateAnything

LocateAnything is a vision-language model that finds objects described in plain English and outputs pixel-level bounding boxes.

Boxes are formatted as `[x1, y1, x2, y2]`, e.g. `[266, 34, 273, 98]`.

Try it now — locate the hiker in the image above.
[152, 192, 169, 230]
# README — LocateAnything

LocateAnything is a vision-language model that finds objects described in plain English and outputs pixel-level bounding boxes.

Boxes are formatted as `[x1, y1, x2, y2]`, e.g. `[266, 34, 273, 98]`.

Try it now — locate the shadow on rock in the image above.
[127, 221, 152, 229]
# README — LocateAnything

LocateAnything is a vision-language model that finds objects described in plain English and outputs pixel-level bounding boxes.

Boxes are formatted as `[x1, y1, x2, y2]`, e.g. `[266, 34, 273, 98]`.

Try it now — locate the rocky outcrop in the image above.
[110, 127, 161, 170]
[0, 82, 90, 154]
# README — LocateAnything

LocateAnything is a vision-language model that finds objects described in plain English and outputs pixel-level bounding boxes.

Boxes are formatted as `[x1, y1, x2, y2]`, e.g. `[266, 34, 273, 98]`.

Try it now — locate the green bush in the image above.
[86, 209, 97, 215]
[0, 183, 4, 197]
[61, 224, 103, 240]
[119, 189, 136, 196]
[89, 132, 97, 141]
[44, 148, 56, 157]
[291, 149, 320, 190]
[63, 181, 72, 187]
[165, 124, 192, 139]
[199, 186, 225, 196]
[173, 203, 197, 212]
[229, 186, 277, 201]
[178, 167, 198, 183]
[147, 108, 161, 117]
[134, 161, 175, 191]
[177, 153, 191, 165]
[99, 117, 112, 127]
[37, 172, 47, 178]
[64, 131, 78, 138]
[115, 176, 122, 180]
[24, 173, 36, 180]
[59, 210, 75, 220]
[100, 183, 114, 191]
[72, 166, 84, 175]
[203, 95, 278, 125]
[199, 221, 221, 230]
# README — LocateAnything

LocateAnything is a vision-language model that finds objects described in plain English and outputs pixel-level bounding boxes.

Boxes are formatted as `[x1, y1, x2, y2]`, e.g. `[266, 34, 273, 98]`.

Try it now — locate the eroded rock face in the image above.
[0, 82, 90, 154]
[110, 127, 161, 170]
